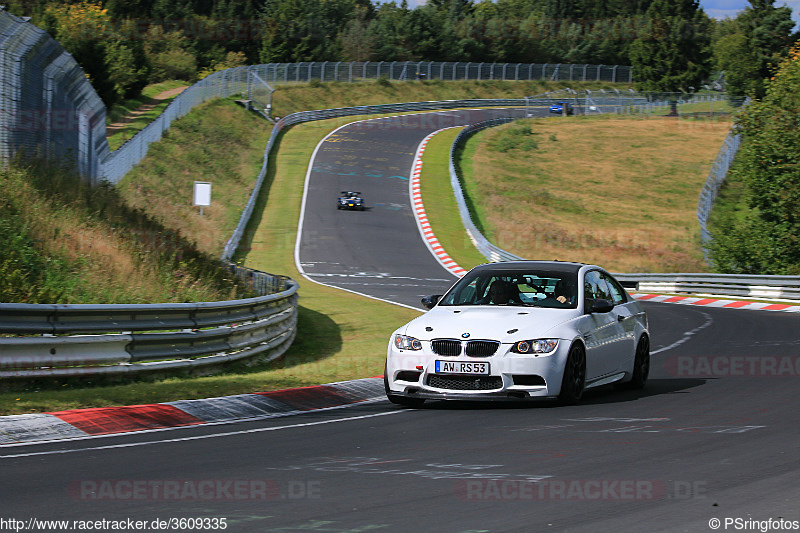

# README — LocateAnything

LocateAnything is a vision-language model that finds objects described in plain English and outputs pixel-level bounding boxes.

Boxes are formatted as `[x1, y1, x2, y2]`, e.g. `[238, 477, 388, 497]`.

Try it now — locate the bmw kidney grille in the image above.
[430, 339, 500, 357]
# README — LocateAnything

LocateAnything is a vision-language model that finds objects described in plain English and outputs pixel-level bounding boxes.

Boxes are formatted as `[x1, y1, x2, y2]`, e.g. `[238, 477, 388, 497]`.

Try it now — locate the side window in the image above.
[584, 270, 611, 301]
[602, 273, 627, 305]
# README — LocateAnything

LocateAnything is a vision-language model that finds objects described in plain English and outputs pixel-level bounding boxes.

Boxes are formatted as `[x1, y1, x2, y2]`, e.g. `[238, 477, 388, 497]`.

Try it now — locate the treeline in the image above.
[708, 44, 800, 274]
[4, 0, 796, 108]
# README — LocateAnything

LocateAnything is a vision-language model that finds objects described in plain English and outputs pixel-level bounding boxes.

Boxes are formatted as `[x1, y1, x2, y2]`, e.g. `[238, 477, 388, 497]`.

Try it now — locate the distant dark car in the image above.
[549, 102, 574, 115]
[337, 191, 365, 211]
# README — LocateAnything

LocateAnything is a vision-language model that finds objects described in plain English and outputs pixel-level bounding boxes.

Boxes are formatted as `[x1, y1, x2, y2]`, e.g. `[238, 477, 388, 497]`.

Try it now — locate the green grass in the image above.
[0, 159, 248, 307]
[456, 115, 732, 272]
[106, 80, 190, 150]
[0, 112, 421, 415]
[418, 128, 487, 270]
[116, 98, 272, 256]
[706, 169, 752, 229]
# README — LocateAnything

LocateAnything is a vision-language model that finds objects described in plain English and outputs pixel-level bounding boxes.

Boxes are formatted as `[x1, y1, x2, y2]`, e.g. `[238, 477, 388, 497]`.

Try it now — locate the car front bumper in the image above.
[385, 341, 572, 401]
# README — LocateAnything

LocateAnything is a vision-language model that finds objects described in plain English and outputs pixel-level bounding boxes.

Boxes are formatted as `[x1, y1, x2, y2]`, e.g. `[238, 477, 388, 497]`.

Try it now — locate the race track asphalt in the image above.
[297, 108, 531, 308]
[2, 107, 799, 533]
[3, 304, 799, 532]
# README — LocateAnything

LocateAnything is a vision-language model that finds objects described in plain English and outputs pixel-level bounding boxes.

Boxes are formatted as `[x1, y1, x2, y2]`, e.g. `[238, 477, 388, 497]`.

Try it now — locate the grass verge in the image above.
[458, 114, 732, 272]
[418, 128, 487, 270]
[106, 80, 190, 151]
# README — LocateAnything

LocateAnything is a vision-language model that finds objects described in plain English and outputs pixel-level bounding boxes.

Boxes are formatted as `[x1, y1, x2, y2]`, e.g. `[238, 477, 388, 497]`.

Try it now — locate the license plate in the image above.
[434, 361, 490, 374]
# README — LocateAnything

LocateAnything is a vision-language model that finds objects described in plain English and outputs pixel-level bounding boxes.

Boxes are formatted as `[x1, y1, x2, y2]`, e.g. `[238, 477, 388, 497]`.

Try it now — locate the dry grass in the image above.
[116, 99, 271, 257]
[463, 115, 732, 272]
[1, 163, 241, 304]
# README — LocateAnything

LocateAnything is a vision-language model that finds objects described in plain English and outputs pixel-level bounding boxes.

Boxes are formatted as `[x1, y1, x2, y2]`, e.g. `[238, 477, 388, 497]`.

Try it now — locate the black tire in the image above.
[628, 335, 650, 389]
[384, 367, 425, 408]
[559, 343, 586, 405]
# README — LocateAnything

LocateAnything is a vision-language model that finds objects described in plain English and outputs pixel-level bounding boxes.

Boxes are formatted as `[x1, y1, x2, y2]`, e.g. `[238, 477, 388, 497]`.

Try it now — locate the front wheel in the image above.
[559, 343, 586, 405]
[628, 335, 650, 389]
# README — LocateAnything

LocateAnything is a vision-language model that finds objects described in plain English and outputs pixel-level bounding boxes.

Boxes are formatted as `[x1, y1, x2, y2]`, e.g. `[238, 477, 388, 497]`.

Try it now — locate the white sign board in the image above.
[193, 181, 212, 207]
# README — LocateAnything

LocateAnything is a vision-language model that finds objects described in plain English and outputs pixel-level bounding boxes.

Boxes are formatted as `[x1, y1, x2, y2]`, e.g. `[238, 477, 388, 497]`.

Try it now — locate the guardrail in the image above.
[613, 273, 800, 300]
[448, 117, 522, 263]
[0, 269, 298, 380]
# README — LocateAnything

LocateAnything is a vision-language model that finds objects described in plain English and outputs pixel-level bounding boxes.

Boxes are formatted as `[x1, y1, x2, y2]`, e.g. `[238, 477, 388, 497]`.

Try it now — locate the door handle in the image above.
[617, 315, 628, 322]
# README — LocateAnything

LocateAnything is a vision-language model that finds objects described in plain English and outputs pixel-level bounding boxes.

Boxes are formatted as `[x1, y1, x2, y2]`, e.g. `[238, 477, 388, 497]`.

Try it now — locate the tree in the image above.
[143, 26, 198, 82]
[629, 0, 712, 94]
[713, 28, 761, 97]
[716, 0, 795, 98]
[338, 6, 376, 61]
[708, 43, 800, 274]
[41, 0, 148, 106]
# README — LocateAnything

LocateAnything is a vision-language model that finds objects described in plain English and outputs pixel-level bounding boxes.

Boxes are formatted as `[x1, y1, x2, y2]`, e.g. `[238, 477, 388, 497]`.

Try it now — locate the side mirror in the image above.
[590, 299, 614, 314]
[421, 295, 441, 310]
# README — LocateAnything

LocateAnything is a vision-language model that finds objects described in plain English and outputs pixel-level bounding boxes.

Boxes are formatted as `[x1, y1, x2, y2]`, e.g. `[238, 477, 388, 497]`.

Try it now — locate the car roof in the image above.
[469, 260, 590, 274]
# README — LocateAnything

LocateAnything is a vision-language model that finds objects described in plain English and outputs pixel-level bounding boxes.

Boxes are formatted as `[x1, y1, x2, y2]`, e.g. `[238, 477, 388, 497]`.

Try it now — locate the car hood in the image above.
[403, 306, 582, 342]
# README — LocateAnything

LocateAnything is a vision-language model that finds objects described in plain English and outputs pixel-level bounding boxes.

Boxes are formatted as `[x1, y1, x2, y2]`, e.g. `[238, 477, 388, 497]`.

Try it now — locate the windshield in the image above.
[439, 269, 578, 309]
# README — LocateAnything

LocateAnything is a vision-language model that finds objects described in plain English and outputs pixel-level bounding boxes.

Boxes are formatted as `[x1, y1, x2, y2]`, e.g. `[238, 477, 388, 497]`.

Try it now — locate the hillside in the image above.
[460, 115, 732, 272]
[0, 98, 269, 304]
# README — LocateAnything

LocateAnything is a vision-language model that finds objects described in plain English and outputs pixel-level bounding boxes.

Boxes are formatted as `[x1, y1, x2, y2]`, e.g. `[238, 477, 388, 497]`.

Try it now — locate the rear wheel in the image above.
[559, 344, 586, 405]
[616, 335, 650, 390]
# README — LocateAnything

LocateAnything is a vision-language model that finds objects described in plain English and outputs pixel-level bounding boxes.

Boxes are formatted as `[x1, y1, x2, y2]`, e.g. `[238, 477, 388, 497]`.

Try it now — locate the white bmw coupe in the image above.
[385, 261, 649, 407]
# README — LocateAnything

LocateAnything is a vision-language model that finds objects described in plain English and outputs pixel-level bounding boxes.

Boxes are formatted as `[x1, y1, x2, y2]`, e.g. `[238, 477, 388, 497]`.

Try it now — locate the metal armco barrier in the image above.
[613, 273, 800, 300]
[0, 275, 298, 379]
[448, 117, 523, 264]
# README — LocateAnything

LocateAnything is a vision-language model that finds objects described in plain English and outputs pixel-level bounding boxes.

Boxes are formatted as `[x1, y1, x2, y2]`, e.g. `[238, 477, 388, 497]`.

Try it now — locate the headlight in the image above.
[394, 334, 422, 351]
[511, 339, 559, 354]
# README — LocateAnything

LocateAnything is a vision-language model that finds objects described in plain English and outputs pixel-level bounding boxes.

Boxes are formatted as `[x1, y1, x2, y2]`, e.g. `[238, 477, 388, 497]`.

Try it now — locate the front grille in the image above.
[465, 341, 500, 357]
[427, 375, 503, 391]
[431, 339, 461, 356]
[431, 339, 500, 357]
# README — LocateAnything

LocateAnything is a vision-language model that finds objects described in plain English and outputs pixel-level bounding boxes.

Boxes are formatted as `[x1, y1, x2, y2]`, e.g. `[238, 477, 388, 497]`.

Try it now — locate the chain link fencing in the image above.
[0, 8, 107, 180]
[249, 61, 632, 84]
